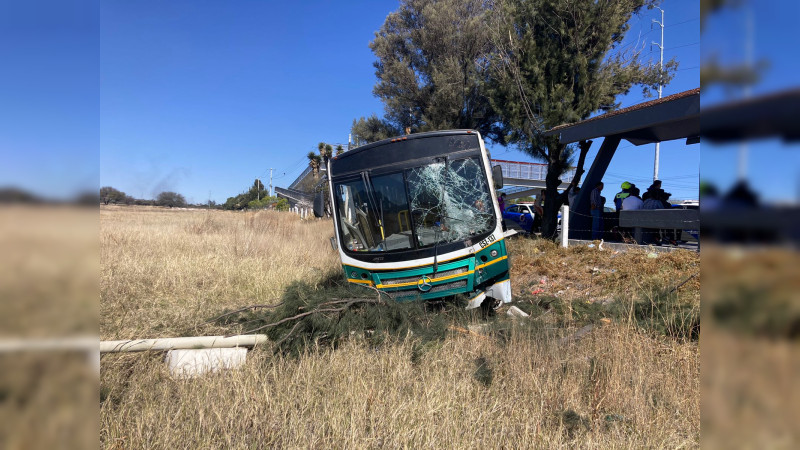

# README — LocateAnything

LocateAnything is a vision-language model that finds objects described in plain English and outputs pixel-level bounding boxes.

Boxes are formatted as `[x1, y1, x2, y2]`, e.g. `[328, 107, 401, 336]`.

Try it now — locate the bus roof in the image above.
[333, 129, 479, 161]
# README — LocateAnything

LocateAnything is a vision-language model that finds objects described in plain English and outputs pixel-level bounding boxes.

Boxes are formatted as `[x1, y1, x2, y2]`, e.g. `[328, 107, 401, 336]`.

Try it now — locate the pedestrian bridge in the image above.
[278, 158, 575, 205]
[492, 159, 575, 199]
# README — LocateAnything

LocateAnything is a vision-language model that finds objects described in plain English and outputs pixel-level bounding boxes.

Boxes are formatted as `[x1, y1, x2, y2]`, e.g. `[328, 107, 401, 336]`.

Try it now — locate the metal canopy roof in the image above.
[545, 88, 700, 146]
[701, 88, 800, 143]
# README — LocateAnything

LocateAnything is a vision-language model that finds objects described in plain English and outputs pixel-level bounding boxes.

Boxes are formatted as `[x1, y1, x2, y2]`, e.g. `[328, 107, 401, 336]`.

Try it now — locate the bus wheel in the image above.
[479, 296, 502, 317]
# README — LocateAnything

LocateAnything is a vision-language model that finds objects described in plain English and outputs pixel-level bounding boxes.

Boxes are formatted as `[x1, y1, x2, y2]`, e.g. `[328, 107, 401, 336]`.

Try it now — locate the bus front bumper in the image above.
[343, 239, 511, 307]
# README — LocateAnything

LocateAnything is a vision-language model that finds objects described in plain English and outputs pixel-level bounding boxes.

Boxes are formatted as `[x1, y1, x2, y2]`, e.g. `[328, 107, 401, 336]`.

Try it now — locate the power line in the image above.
[665, 42, 699, 51]
[665, 17, 700, 28]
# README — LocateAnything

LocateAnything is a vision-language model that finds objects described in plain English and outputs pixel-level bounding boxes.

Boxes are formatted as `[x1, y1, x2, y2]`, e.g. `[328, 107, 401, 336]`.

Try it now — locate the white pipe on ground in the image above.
[100, 335, 268, 353]
[0, 337, 97, 353]
[561, 204, 570, 248]
[0, 337, 100, 374]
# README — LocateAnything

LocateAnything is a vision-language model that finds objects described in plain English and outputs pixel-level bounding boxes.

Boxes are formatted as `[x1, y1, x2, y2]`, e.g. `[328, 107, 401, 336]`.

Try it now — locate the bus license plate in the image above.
[478, 235, 496, 248]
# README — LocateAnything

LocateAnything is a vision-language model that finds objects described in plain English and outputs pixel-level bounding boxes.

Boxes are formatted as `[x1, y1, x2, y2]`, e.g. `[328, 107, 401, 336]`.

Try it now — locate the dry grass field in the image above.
[0, 206, 98, 449]
[101, 206, 699, 448]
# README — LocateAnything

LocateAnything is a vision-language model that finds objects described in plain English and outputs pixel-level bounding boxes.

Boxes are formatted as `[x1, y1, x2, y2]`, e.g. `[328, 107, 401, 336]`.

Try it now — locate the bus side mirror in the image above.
[492, 165, 504, 189]
[313, 192, 325, 217]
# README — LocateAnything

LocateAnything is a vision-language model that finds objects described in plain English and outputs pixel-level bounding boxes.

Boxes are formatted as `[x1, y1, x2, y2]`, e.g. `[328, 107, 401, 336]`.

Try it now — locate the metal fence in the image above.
[491, 159, 576, 182]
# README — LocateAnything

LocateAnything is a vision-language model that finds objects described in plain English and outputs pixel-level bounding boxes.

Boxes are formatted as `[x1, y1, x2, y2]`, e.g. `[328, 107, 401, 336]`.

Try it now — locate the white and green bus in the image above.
[315, 130, 512, 309]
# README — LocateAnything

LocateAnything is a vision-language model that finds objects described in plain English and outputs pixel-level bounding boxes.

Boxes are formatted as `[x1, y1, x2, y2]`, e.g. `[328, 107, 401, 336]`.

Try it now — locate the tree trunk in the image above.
[540, 140, 592, 240]
[540, 163, 563, 240]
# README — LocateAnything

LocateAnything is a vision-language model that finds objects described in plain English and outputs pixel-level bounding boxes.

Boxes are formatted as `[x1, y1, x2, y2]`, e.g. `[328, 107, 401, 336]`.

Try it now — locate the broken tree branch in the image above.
[669, 273, 698, 294]
[241, 297, 385, 336]
[202, 301, 284, 325]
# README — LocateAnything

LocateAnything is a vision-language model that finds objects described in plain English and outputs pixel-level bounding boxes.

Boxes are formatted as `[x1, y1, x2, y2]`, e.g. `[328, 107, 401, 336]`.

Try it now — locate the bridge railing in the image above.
[491, 159, 576, 183]
[288, 165, 327, 190]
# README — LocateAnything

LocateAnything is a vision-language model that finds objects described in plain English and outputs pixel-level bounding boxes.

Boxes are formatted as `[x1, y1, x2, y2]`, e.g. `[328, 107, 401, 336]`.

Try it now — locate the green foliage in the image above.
[488, 0, 676, 239]
[364, 0, 502, 140]
[100, 186, 130, 205]
[515, 283, 698, 342]
[155, 191, 186, 208]
[350, 115, 402, 144]
[247, 199, 265, 209]
[709, 284, 799, 340]
[251, 179, 265, 193]
[490, 0, 672, 149]
[223, 179, 269, 210]
[275, 197, 289, 211]
[306, 151, 321, 176]
[617, 286, 699, 342]
[246, 196, 281, 210]
[223, 196, 244, 210]
[214, 273, 477, 356]
[360, 0, 675, 239]
[699, 0, 765, 90]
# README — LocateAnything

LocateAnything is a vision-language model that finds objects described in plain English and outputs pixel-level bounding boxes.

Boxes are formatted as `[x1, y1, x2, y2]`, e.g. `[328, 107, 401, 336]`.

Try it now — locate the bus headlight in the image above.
[351, 271, 357, 278]
[490, 250, 498, 258]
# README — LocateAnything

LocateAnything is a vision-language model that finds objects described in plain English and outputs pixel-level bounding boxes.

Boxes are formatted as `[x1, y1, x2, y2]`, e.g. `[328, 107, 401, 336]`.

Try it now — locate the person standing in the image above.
[568, 186, 580, 208]
[646, 179, 663, 198]
[591, 182, 604, 240]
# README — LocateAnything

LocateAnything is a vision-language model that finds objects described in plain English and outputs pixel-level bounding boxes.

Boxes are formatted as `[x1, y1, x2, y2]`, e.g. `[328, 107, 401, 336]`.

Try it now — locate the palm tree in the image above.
[307, 151, 321, 177]
[317, 142, 332, 168]
[335, 144, 344, 156]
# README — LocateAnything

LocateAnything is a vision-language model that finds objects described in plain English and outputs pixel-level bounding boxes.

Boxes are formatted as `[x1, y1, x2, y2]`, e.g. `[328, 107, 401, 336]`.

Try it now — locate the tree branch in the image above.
[203, 302, 284, 325]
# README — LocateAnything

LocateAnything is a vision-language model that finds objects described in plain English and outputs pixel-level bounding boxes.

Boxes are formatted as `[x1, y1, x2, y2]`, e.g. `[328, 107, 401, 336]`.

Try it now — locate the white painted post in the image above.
[561, 204, 569, 248]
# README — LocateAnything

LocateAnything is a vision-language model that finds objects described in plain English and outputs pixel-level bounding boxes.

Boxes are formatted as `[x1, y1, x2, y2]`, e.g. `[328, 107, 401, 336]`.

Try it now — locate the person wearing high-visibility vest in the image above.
[614, 181, 632, 212]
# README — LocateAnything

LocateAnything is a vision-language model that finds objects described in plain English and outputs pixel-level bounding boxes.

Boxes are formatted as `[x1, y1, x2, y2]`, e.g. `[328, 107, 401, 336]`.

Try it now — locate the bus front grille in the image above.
[384, 279, 468, 299]
[379, 267, 469, 287]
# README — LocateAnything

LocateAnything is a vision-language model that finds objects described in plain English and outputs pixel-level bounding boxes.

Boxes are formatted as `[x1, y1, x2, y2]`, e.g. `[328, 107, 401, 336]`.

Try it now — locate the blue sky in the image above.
[0, 0, 98, 198]
[701, 1, 800, 204]
[2, 0, 705, 204]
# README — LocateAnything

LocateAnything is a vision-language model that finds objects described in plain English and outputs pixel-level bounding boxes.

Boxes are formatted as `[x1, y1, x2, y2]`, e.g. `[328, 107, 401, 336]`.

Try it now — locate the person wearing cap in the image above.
[614, 181, 632, 212]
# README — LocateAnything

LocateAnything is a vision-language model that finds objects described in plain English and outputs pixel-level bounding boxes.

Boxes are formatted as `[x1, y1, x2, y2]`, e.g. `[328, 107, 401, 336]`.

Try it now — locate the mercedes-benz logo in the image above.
[417, 275, 432, 292]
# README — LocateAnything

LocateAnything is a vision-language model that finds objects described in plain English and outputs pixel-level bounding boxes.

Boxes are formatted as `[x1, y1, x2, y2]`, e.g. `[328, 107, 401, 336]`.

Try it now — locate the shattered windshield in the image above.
[334, 157, 495, 253]
[406, 157, 494, 247]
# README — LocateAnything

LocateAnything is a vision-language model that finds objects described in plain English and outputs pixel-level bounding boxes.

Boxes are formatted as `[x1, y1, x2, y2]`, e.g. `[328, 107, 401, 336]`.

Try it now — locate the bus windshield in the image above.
[335, 157, 495, 252]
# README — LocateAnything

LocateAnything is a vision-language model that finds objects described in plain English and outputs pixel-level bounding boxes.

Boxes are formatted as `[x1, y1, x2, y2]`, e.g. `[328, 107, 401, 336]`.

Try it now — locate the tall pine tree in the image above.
[488, 0, 675, 238]
[356, 0, 502, 142]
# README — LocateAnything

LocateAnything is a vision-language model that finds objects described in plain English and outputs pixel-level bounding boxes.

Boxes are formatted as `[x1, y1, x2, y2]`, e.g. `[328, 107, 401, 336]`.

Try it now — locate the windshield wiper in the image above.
[361, 171, 386, 248]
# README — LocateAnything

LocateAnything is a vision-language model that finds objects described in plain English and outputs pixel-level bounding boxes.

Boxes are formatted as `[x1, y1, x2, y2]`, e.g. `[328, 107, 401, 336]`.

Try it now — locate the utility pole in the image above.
[256, 178, 260, 201]
[269, 168, 274, 197]
[651, 7, 664, 182]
